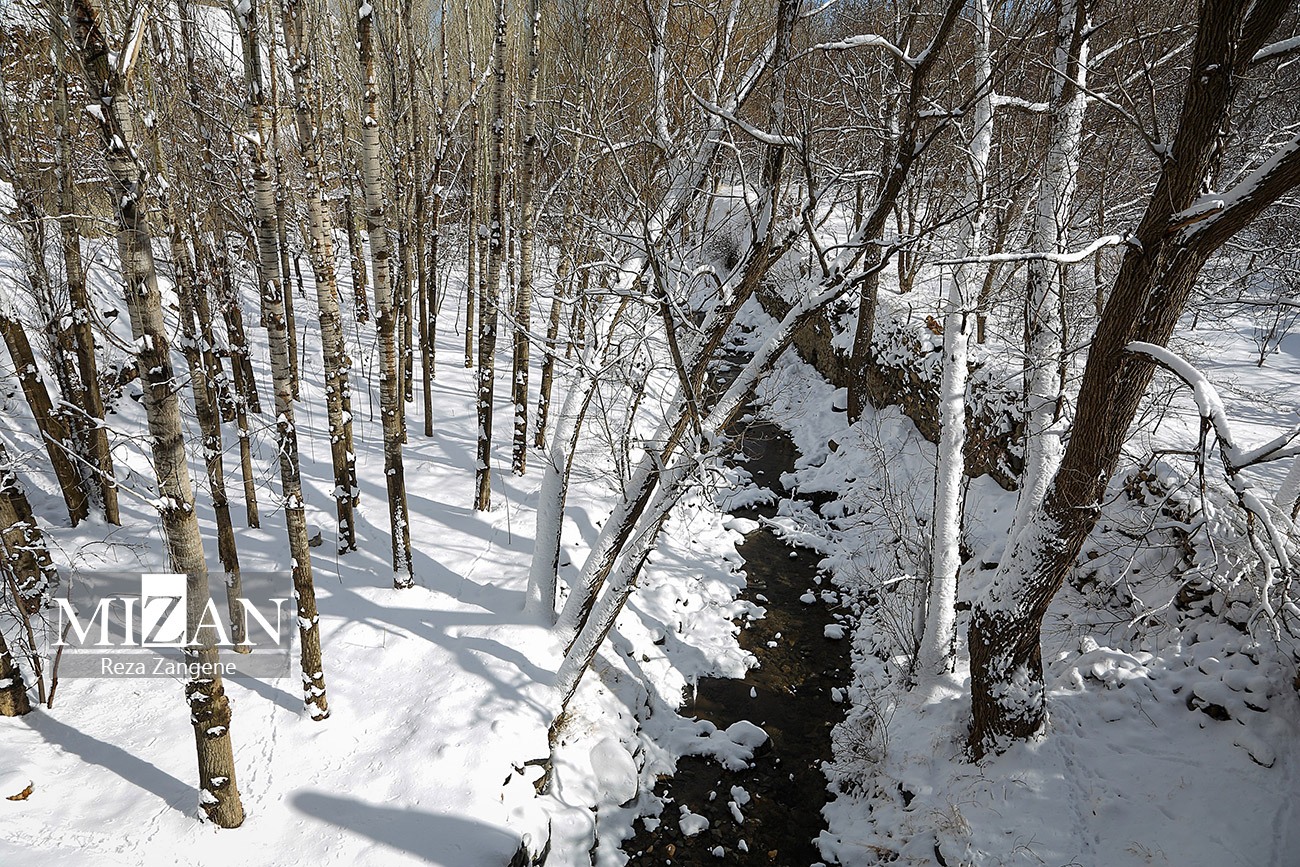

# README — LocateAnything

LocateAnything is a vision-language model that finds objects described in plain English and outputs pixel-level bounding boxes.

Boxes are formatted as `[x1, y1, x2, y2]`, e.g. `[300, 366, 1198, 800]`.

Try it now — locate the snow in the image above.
[677, 805, 709, 837]
[744, 308, 1300, 867]
[0, 232, 763, 867]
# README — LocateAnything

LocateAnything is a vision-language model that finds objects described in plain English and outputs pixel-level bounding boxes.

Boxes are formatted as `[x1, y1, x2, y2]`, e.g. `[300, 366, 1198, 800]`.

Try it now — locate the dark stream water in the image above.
[622, 407, 851, 866]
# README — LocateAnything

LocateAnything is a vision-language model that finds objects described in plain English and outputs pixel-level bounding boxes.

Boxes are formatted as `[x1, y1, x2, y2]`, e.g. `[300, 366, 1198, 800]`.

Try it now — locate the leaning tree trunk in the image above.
[357, 0, 415, 587]
[0, 442, 59, 615]
[0, 304, 87, 526]
[51, 19, 118, 524]
[967, 0, 1300, 759]
[283, 0, 359, 553]
[474, 0, 507, 512]
[237, 0, 331, 717]
[70, 0, 244, 824]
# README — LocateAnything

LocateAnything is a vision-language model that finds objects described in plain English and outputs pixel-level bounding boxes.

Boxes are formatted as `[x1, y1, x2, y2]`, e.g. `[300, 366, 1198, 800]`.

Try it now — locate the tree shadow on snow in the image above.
[25, 712, 193, 815]
[291, 790, 521, 866]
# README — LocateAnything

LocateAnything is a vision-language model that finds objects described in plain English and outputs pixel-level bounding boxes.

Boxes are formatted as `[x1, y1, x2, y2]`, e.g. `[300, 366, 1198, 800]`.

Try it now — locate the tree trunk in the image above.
[70, 0, 245, 823]
[0, 442, 59, 615]
[52, 22, 118, 524]
[967, 0, 1298, 759]
[474, 1, 508, 512]
[916, 0, 993, 681]
[284, 0, 359, 553]
[510, 0, 541, 475]
[237, 0, 331, 717]
[1010, 0, 1091, 536]
[358, 0, 415, 587]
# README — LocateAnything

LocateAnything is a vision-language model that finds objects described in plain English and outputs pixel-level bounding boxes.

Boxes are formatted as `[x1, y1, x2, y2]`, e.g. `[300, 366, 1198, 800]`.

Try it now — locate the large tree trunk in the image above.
[237, 0, 331, 717]
[283, 0, 359, 553]
[70, 0, 245, 824]
[967, 0, 1299, 759]
[358, 0, 415, 587]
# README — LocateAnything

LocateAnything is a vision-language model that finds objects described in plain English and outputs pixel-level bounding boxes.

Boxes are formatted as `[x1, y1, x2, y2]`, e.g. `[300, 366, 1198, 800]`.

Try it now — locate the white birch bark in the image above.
[236, 0, 331, 716]
[1010, 0, 1091, 535]
[916, 0, 994, 680]
[357, 0, 415, 585]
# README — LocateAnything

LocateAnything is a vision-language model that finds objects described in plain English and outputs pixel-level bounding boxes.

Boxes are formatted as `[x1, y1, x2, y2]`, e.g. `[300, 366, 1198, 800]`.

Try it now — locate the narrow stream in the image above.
[623, 402, 850, 865]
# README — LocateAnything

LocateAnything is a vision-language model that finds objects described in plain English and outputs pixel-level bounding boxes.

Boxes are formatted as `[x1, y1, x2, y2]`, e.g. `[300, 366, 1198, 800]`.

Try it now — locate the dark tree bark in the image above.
[968, 0, 1300, 759]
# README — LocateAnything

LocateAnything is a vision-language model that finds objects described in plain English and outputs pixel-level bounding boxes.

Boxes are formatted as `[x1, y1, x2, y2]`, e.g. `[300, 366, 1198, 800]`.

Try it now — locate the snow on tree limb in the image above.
[684, 85, 800, 147]
[1172, 131, 1300, 245]
[800, 34, 910, 65]
[1251, 34, 1300, 64]
[934, 232, 1127, 267]
[1126, 341, 1235, 451]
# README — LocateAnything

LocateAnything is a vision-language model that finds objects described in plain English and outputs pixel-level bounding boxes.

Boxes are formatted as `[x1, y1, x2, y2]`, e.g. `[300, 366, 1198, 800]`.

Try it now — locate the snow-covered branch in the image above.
[684, 86, 800, 147]
[933, 233, 1127, 267]
[799, 34, 910, 65]
[1251, 35, 1300, 65]
[1172, 131, 1300, 245]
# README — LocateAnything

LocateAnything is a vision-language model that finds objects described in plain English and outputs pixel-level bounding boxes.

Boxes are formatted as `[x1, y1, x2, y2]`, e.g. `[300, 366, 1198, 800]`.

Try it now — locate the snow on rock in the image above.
[823, 624, 845, 640]
[589, 737, 638, 806]
[678, 805, 710, 837]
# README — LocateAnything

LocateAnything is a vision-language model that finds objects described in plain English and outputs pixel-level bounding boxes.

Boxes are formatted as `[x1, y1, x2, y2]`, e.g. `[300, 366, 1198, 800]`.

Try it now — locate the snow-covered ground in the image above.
[2, 212, 1298, 866]
[746, 289, 1300, 866]
[0, 237, 767, 866]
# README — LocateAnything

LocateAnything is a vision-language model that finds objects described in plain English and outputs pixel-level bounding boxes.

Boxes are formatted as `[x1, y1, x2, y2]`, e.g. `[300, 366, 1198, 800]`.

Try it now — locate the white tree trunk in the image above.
[916, 0, 994, 680]
[237, 0, 330, 717]
[1010, 0, 1091, 536]
[526, 358, 597, 622]
[358, 0, 415, 585]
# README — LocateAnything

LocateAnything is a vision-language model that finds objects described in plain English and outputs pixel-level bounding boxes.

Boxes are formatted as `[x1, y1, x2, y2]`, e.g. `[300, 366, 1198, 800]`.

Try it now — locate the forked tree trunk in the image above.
[283, 0, 359, 552]
[237, 0, 331, 716]
[358, 0, 415, 587]
[69, 0, 244, 824]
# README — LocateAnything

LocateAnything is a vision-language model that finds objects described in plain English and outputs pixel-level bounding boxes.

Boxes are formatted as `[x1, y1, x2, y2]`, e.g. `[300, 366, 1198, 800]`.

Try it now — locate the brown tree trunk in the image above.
[70, 0, 245, 824]
[967, 0, 1299, 759]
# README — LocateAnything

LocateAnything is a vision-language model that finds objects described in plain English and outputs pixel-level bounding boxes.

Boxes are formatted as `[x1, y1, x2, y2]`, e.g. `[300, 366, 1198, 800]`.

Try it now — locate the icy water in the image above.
[623, 408, 851, 865]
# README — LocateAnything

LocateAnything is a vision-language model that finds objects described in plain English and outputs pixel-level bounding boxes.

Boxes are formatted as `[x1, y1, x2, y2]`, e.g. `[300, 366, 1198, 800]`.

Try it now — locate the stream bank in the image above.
[621, 406, 851, 866]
